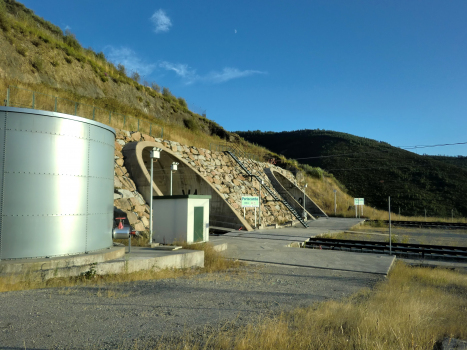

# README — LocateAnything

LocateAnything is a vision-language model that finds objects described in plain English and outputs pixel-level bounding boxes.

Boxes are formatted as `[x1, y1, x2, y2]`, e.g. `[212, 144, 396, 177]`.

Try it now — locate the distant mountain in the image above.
[236, 129, 467, 217]
[429, 156, 467, 170]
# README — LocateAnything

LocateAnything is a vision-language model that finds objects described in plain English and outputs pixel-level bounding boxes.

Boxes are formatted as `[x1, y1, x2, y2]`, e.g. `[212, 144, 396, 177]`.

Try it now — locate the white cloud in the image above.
[158, 61, 267, 85]
[204, 67, 267, 83]
[105, 46, 156, 76]
[151, 9, 172, 33]
[159, 61, 196, 80]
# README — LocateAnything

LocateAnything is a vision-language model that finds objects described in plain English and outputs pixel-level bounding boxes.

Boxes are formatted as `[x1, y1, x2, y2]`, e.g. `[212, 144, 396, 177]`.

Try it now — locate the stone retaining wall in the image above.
[113, 129, 309, 231]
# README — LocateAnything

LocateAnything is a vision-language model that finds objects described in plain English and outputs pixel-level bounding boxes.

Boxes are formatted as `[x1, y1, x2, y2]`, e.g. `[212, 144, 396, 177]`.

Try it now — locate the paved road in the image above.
[211, 217, 395, 275]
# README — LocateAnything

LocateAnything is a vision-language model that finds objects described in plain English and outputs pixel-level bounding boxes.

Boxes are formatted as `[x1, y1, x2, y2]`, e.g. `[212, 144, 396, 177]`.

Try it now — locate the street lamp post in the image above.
[149, 147, 161, 246]
[170, 162, 179, 196]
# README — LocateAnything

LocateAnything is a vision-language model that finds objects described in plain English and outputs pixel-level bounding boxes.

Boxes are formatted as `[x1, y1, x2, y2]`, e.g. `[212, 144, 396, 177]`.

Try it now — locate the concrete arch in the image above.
[122, 141, 253, 232]
[264, 168, 328, 218]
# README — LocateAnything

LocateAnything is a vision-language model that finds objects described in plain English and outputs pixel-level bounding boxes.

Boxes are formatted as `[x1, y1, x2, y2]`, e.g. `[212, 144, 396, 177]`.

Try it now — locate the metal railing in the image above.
[4, 85, 164, 138]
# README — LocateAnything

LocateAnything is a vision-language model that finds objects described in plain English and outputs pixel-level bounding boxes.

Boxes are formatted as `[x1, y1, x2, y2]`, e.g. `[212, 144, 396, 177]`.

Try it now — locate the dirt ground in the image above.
[0, 263, 383, 350]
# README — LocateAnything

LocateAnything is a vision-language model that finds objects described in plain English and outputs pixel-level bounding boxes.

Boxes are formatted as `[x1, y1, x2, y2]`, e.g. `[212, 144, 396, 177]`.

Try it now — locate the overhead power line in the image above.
[324, 164, 433, 172]
[294, 141, 467, 160]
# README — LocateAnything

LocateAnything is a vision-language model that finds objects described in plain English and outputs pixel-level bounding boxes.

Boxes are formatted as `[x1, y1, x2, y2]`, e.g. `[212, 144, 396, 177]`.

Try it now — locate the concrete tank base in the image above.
[0, 245, 208, 283]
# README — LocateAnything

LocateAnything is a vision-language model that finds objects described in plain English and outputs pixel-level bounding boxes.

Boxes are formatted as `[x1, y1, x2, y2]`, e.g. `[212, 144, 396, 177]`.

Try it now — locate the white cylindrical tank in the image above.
[0, 107, 115, 259]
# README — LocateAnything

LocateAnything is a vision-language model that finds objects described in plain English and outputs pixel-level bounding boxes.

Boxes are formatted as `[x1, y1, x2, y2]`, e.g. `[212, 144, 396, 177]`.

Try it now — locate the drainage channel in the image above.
[305, 238, 467, 261]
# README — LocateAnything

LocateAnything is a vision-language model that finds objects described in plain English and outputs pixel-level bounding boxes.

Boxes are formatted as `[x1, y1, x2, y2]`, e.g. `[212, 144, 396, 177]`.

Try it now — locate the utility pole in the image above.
[259, 179, 263, 228]
[333, 189, 337, 216]
[389, 196, 392, 255]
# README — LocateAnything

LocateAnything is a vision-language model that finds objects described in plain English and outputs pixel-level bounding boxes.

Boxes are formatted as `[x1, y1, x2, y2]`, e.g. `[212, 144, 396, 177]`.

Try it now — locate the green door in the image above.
[194, 206, 204, 242]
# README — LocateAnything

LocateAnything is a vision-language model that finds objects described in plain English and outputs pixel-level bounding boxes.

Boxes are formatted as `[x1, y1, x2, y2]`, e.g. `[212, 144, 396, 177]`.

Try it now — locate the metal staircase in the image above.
[225, 147, 308, 228]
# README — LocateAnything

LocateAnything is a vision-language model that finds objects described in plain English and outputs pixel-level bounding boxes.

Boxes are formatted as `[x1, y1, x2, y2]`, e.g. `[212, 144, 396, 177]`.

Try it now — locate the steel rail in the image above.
[305, 238, 467, 261]
[365, 220, 467, 229]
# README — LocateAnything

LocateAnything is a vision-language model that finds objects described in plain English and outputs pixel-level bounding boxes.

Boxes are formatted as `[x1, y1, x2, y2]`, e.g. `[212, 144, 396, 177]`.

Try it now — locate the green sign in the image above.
[241, 196, 259, 208]
[354, 198, 364, 205]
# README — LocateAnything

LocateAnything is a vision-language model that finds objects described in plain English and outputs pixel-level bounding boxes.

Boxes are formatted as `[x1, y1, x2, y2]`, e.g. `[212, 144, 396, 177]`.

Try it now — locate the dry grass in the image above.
[304, 176, 467, 223]
[0, 242, 242, 293]
[149, 261, 467, 350]
[175, 241, 243, 273]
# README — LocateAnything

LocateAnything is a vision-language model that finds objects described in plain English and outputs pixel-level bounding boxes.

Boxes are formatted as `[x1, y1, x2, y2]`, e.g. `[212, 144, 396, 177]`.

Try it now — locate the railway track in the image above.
[365, 220, 467, 229]
[305, 238, 467, 261]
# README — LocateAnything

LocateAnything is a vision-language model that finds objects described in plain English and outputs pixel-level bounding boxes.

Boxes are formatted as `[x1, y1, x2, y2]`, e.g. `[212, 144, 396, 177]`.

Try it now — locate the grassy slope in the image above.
[1, 0, 451, 221]
[236, 129, 467, 217]
[0, 0, 234, 148]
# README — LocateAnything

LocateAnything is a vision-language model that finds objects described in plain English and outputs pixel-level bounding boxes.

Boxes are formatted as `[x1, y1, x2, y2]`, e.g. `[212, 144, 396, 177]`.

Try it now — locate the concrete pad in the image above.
[211, 217, 395, 275]
[1, 246, 205, 283]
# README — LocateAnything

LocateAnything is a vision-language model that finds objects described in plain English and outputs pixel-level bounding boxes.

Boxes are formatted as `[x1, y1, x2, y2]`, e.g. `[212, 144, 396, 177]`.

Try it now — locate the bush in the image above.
[151, 82, 161, 93]
[162, 87, 172, 98]
[178, 97, 187, 108]
[63, 29, 81, 51]
[0, 1, 10, 32]
[64, 56, 72, 64]
[31, 39, 41, 47]
[16, 46, 27, 56]
[31, 56, 43, 71]
[300, 164, 324, 180]
[117, 63, 126, 77]
[96, 51, 105, 61]
[39, 35, 50, 43]
[183, 118, 198, 131]
[131, 71, 140, 83]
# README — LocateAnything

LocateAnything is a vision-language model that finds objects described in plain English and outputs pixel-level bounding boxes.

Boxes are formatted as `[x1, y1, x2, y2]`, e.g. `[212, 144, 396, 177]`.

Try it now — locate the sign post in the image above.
[354, 198, 364, 218]
[242, 196, 260, 228]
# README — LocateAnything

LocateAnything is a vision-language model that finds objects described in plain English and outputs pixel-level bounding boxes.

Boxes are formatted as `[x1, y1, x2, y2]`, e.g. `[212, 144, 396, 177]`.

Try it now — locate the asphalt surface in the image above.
[0, 218, 391, 349]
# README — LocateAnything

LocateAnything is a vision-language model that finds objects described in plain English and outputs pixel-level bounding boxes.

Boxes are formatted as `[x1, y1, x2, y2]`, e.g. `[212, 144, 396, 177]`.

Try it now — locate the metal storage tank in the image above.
[0, 107, 115, 260]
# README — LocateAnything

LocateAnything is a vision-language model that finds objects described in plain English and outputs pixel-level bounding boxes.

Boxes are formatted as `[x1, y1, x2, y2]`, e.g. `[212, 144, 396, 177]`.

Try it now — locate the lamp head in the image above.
[150, 147, 162, 159]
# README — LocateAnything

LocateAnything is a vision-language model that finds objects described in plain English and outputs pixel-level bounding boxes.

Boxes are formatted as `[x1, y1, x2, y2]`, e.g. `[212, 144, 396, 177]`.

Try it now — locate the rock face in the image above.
[113, 129, 307, 231]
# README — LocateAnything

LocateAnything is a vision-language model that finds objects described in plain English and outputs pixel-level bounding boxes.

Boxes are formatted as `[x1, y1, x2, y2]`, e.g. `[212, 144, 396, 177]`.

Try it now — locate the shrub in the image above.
[16, 46, 27, 56]
[64, 56, 72, 64]
[183, 118, 198, 131]
[136, 96, 143, 103]
[31, 56, 43, 72]
[131, 71, 140, 83]
[39, 35, 50, 43]
[63, 29, 81, 51]
[96, 51, 105, 61]
[0, 1, 10, 32]
[31, 39, 41, 47]
[151, 82, 161, 93]
[178, 97, 187, 108]
[117, 63, 126, 76]
[162, 86, 172, 98]
[300, 164, 324, 180]
[50, 59, 59, 67]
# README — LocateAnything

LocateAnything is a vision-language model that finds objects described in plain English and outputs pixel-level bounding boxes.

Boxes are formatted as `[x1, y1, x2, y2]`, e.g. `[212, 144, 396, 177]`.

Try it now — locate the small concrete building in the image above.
[152, 195, 211, 244]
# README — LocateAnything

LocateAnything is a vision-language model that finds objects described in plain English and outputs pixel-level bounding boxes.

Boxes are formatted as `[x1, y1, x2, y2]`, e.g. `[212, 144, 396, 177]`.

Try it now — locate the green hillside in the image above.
[236, 129, 467, 217]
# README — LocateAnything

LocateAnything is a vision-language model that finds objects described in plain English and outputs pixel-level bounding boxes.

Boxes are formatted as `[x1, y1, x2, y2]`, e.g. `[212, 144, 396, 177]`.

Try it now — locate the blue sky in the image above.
[20, 0, 467, 156]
